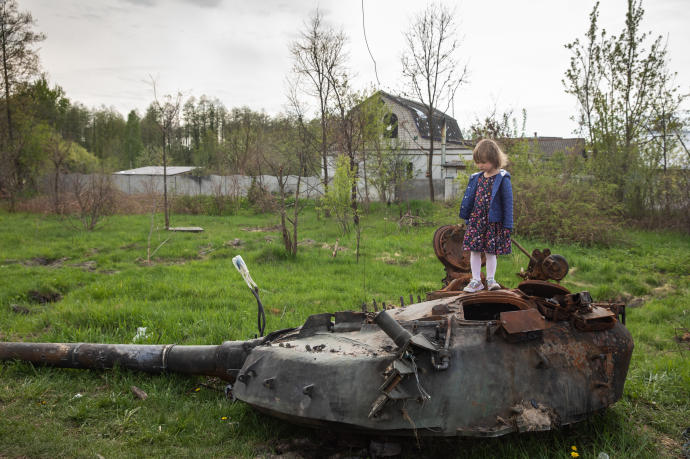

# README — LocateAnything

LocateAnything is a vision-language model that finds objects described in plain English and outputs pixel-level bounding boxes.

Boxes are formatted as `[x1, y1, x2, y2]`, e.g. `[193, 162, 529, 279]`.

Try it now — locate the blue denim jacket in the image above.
[459, 169, 514, 229]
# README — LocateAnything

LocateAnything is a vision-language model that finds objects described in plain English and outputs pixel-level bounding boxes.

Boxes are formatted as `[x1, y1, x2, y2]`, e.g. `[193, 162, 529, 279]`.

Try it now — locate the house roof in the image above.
[527, 137, 585, 157]
[491, 137, 585, 157]
[378, 91, 464, 143]
[114, 166, 198, 176]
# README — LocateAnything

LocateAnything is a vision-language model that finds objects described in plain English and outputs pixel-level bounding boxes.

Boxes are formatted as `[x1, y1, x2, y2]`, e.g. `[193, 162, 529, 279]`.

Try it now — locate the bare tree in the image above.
[150, 78, 182, 230]
[70, 173, 115, 231]
[260, 84, 318, 256]
[290, 9, 346, 195]
[401, 3, 467, 201]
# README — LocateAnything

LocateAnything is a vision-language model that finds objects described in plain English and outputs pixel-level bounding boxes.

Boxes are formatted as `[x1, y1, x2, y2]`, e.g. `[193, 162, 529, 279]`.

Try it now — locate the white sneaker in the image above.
[463, 279, 484, 293]
[487, 279, 501, 291]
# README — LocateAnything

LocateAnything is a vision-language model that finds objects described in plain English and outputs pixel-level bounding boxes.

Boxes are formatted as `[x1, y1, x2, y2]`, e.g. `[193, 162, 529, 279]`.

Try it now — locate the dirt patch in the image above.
[72, 260, 97, 272]
[617, 283, 676, 309]
[652, 284, 675, 297]
[27, 288, 62, 304]
[241, 224, 281, 232]
[377, 252, 417, 266]
[675, 328, 690, 349]
[197, 244, 216, 256]
[224, 238, 243, 247]
[23, 257, 69, 268]
[321, 243, 348, 252]
[11, 304, 34, 314]
[136, 257, 195, 266]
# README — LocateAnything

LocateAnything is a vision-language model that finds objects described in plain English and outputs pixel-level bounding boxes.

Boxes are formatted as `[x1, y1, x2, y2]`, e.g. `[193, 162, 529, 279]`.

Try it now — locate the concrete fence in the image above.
[58, 173, 458, 202]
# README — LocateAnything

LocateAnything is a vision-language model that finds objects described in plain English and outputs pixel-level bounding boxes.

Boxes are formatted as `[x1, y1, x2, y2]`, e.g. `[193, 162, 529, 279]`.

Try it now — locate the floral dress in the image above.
[462, 174, 512, 255]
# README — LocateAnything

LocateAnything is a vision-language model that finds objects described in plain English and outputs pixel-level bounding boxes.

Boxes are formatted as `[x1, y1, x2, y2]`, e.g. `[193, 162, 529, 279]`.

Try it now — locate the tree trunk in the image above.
[428, 135, 435, 202]
[163, 134, 169, 230]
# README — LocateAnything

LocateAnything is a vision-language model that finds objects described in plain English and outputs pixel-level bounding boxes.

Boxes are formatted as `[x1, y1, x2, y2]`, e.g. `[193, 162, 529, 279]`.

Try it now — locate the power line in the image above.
[361, 0, 380, 87]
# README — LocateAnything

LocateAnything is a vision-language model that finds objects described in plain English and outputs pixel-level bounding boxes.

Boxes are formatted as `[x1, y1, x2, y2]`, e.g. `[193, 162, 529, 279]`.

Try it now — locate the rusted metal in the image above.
[433, 225, 484, 286]
[514, 244, 569, 281]
[499, 309, 546, 341]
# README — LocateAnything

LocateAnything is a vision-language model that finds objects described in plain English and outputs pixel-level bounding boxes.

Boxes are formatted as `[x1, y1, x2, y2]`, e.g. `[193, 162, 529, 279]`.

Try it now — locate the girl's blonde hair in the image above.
[473, 139, 508, 169]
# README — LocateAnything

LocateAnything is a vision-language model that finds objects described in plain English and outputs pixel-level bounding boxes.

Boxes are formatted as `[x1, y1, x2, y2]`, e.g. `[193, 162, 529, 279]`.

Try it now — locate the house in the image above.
[330, 90, 473, 201]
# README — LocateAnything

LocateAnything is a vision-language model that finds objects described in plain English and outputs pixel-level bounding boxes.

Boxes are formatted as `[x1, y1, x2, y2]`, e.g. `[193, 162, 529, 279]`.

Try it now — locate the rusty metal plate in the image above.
[500, 309, 546, 334]
[433, 225, 475, 272]
[518, 280, 571, 298]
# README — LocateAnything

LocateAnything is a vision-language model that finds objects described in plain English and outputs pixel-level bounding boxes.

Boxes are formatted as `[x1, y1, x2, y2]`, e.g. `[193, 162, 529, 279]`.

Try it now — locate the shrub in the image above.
[247, 179, 276, 213]
[318, 155, 356, 233]
[510, 145, 624, 246]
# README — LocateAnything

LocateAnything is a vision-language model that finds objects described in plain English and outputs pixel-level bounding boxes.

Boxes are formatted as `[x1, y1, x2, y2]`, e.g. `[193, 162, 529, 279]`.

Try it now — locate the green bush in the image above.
[247, 180, 277, 213]
[510, 145, 624, 245]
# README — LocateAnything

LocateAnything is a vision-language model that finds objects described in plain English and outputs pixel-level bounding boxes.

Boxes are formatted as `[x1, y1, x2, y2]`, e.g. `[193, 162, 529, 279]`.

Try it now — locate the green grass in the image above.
[0, 203, 688, 458]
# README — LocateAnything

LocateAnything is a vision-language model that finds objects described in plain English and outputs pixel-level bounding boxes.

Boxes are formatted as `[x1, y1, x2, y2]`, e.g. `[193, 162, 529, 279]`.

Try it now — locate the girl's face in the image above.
[475, 161, 497, 174]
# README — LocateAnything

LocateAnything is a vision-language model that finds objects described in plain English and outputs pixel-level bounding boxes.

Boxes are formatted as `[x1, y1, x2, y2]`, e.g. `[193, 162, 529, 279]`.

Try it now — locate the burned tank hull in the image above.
[0, 285, 633, 437]
[231, 293, 632, 437]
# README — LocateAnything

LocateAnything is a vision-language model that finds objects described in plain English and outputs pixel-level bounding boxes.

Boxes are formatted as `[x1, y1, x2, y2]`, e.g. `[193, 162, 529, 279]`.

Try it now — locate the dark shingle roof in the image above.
[378, 91, 464, 143]
[527, 137, 585, 157]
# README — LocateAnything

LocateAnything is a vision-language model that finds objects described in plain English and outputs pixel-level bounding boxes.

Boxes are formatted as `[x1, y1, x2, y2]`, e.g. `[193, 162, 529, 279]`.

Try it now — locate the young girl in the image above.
[459, 139, 513, 292]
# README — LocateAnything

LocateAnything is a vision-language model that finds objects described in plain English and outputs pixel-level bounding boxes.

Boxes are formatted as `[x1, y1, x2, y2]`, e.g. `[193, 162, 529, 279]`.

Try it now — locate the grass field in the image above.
[0, 202, 688, 458]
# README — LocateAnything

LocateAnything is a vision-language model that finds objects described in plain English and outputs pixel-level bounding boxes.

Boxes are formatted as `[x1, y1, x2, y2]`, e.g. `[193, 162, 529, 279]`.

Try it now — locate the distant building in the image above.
[331, 90, 474, 200]
[113, 166, 199, 194]
[523, 135, 586, 158]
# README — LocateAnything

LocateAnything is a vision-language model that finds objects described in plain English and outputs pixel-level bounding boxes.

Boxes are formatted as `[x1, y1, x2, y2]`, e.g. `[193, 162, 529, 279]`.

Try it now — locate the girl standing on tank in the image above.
[458, 139, 513, 292]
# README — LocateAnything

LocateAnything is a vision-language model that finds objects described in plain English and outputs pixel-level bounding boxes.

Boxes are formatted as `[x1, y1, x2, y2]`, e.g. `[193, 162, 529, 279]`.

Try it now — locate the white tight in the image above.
[470, 251, 497, 281]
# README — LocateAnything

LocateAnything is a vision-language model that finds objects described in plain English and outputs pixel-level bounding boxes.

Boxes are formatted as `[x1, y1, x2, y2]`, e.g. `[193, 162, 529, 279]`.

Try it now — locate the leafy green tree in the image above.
[319, 154, 356, 234]
[83, 106, 126, 167]
[123, 110, 143, 169]
[0, 0, 45, 144]
[564, 0, 683, 218]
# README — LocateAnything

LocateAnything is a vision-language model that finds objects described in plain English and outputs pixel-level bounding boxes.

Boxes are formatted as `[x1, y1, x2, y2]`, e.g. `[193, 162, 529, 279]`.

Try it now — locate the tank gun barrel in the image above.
[0, 339, 262, 382]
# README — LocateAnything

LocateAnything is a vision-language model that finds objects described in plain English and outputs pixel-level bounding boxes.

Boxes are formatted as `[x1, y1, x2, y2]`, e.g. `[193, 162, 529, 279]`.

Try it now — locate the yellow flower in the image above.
[570, 452, 579, 458]
[571, 446, 577, 451]
[194, 387, 200, 392]
[221, 416, 228, 420]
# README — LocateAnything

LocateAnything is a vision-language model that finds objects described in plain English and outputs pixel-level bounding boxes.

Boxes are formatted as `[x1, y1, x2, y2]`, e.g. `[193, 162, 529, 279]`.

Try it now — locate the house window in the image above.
[384, 113, 398, 139]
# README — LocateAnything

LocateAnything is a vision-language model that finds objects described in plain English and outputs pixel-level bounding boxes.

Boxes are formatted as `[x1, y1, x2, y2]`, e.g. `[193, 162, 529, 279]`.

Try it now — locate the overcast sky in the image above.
[21, 0, 690, 137]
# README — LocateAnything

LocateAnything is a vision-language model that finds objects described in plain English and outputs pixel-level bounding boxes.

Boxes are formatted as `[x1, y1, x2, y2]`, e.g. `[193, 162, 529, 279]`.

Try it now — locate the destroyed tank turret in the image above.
[0, 227, 632, 437]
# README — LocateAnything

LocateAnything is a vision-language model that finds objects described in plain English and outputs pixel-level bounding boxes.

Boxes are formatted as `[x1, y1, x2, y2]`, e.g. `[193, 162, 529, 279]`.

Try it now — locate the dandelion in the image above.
[221, 416, 228, 421]
[570, 452, 579, 458]
[194, 387, 200, 392]
[571, 446, 577, 451]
